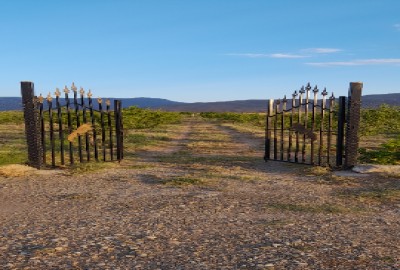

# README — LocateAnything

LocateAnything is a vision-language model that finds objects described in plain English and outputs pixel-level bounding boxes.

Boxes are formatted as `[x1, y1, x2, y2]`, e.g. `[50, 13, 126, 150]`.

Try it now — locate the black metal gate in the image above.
[264, 82, 362, 168]
[21, 82, 123, 168]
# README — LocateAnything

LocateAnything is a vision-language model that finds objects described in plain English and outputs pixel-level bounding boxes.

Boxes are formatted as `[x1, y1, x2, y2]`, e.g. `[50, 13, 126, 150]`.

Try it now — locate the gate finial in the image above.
[46, 93, 52, 102]
[71, 82, 77, 92]
[55, 88, 61, 97]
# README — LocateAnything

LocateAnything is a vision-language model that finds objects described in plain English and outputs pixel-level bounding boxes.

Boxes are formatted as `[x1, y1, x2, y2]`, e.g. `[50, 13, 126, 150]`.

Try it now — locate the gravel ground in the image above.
[0, 119, 399, 269]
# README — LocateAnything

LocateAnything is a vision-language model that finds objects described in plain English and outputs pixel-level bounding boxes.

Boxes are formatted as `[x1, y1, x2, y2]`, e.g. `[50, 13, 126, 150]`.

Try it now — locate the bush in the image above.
[360, 105, 400, 136]
[359, 135, 400, 164]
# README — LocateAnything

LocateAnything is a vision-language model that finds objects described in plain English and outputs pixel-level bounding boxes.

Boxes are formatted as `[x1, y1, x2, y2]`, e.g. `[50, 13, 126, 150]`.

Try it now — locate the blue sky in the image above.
[0, 0, 399, 102]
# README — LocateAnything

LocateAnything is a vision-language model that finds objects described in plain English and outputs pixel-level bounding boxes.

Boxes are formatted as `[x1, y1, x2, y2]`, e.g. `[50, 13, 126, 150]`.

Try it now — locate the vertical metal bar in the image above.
[72, 85, 83, 163]
[80, 88, 90, 161]
[310, 86, 318, 165]
[345, 82, 363, 169]
[119, 101, 123, 160]
[280, 97, 286, 161]
[39, 97, 46, 165]
[264, 99, 273, 161]
[288, 92, 296, 161]
[21, 82, 43, 169]
[47, 95, 56, 167]
[327, 94, 335, 166]
[107, 100, 114, 161]
[336, 96, 346, 167]
[99, 99, 106, 161]
[273, 100, 278, 160]
[55, 89, 65, 165]
[319, 89, 328, 166]
[64, 87, 74, 165]
[88, 91, 99, 161]
[302, 83, 311, 163]
[295, 88, 303, 163]
[114, 100, 122, 161]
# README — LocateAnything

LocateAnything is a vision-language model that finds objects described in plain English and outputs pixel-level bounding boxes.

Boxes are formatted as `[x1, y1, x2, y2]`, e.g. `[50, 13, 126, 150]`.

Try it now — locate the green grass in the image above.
[0, 111, 24, 125]
[123, 106, 182, 129]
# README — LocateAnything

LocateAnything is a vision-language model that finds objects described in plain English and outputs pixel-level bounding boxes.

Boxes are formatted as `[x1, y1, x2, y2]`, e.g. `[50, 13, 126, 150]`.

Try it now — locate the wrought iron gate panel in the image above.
[265, 82, 363, 168]
[265, 83, 341, 167]
[21, 82, 123, 168]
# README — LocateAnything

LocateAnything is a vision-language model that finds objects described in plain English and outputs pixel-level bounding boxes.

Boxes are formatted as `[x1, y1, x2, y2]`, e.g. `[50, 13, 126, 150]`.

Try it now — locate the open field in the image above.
[0, 115, 399, 269]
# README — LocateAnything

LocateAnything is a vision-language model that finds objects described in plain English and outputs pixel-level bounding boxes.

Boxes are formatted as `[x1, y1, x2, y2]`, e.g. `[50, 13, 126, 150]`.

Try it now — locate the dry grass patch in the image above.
[0, 164, 37, 178]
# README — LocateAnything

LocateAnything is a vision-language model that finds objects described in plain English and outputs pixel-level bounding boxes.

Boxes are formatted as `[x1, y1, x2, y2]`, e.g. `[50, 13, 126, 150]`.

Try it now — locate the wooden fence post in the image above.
[21, 81, 43, 169]
[345, 82, 363, 169]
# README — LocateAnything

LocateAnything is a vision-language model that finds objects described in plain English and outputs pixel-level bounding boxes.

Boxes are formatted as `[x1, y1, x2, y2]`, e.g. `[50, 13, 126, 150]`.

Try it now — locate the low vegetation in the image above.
[0, 105, 399, 166]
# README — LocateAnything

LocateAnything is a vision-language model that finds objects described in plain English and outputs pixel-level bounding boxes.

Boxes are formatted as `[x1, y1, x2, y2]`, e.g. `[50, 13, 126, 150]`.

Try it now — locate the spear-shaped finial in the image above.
[106, 99, 111, 106]
[97, 97, 102, 104]
[292, 90, 298, 98]
[46, 92, 53, 102]
[64, 86, 70, 94]
[282, 95, 287, 103]
[299, 86, 305, 94]
[313, 85, 319, 93]
[79, 87, 85, 96]
[55, 88, 61, 97]
[38, 94, 44, 104]
[321, 88, 328, 96]
[71, 82, 77, 92]
[306, 82, 312, 91]
[87, 89, 92, 98]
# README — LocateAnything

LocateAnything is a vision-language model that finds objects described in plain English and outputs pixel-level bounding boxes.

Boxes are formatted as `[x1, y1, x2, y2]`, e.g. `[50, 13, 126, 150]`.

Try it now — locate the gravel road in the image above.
[1, 119, 399, 269]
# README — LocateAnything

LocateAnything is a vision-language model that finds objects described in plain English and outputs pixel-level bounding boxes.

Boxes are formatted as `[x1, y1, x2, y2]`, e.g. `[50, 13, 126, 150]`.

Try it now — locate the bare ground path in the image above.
[0, 118, 399, 269]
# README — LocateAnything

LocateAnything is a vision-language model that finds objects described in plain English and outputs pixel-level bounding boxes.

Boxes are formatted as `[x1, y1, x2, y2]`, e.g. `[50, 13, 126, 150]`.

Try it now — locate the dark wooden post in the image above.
[345, 82, 363, 168]
[21, 82, 43, 169]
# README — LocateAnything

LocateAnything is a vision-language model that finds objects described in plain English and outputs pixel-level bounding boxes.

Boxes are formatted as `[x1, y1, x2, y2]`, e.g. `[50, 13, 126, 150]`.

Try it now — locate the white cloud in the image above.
[306, 58, 400, 67]
[302, 48, 342, 54]
[270, 53, 307, 58]
[226, 53, 307, 58]
[394, 24, 400, 31]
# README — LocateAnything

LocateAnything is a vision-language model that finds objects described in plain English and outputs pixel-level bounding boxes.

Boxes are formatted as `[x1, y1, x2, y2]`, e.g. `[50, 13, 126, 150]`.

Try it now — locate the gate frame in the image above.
[21, 81, 124, 169]
[264, 82, 363, 169]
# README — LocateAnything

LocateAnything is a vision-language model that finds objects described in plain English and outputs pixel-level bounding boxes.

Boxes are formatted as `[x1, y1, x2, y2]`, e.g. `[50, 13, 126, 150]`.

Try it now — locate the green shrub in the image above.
[360, 105, 400, 136]
[359, 135, 400, 164]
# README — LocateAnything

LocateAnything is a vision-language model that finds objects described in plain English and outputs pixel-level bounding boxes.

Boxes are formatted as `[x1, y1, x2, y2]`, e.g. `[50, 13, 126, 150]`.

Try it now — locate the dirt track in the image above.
[0, 119, 399, 269]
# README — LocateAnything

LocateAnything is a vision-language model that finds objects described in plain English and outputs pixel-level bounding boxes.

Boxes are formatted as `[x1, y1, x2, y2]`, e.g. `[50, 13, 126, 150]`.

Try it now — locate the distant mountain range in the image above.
[1, 93, 399, 112]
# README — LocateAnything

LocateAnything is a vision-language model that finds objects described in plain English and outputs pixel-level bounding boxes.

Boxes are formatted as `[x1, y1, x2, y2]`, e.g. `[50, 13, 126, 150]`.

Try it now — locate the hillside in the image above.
[1, 93, 399, 112]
